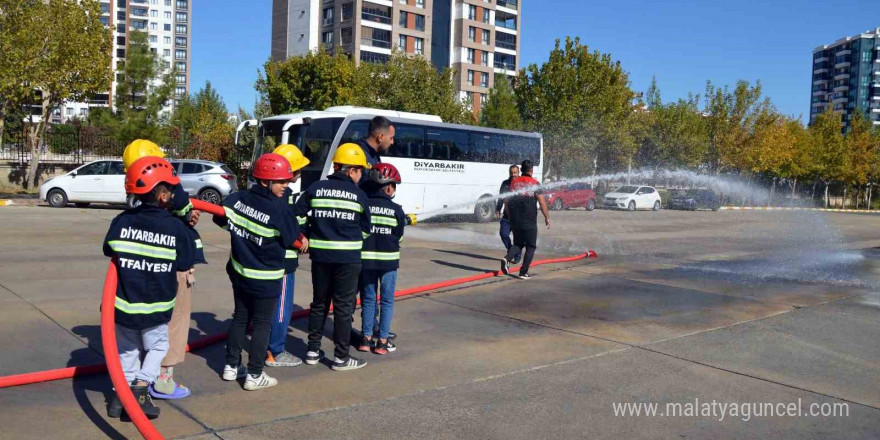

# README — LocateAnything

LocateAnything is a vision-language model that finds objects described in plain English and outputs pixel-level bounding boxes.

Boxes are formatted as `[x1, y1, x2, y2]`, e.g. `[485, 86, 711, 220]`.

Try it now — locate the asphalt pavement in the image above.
[0, 205, 877, 439]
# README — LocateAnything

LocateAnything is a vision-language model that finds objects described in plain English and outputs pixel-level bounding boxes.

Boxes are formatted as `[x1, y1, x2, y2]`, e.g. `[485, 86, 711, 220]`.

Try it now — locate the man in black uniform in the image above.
[355, 116, 395, 169]
[496, 164, 520, 261]
[501, 160, 550, 280]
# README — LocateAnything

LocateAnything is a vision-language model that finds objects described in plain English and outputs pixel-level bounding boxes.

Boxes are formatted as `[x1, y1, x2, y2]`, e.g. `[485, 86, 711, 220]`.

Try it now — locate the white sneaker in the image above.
[222, 364, 246, 381]
[243, 372, 278, 391]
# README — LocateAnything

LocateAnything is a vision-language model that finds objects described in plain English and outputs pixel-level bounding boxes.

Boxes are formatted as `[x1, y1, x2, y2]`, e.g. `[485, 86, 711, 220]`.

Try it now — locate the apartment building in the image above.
[57, 0, 192, 123]
[271, 0, 522, 114]
[272, 0, 432, 65]
[810, 27, 880, 131]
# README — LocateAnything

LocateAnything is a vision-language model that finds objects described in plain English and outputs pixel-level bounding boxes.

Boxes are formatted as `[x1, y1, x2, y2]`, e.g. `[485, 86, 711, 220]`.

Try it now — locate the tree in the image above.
[479, 75, 521, 129]
[259, 48, 356, 115]
[514, 37, 637, 178]
[703, 80, 771, 174]
[645, 75, 662, 109]
[640, 95, 708, 169]
[168, 82, 234, 164]
[0, 0, 48, 149]
[808, 106, 846, 207]
[105, 29, 175, 144]
[22, 0, 111, 189]
[842, 111, 876, 208]
[352, 52, 472, 124]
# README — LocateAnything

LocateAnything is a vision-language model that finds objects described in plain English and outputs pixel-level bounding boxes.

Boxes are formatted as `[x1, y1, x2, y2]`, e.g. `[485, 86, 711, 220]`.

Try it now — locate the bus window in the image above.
[340, 120, 369, 144]
[255, 120, 288, 161]
[502, 135, 541, 166]
[427, 128, 468, 161]
[389, 124, 425, 158]
[299, 117, 343, 189]
[470, 133, 505, 163]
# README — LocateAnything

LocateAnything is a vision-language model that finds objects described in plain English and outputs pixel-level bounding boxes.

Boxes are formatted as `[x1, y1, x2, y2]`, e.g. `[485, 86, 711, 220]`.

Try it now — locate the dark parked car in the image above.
[668, 189, 720, 211]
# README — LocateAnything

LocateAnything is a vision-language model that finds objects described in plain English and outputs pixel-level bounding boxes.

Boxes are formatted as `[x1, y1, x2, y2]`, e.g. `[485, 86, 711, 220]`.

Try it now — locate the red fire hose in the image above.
[0, 198, 597, 392]
[100, 260, 166, 440]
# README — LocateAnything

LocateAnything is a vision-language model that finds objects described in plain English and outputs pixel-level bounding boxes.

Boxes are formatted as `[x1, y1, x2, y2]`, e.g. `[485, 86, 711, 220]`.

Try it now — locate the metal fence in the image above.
[1, 127, 252, 176]
[1, 127, 125, 164]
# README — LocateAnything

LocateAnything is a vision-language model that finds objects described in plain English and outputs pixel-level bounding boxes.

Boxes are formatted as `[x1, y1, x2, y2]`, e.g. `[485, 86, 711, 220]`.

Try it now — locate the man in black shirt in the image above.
[496, 164, 520, 261]
[501, 160, 550, 280]
[355, 116, 395, 170]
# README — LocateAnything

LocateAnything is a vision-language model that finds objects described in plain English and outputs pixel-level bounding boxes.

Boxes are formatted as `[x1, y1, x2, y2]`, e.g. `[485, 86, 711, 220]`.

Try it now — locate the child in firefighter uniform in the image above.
[295, 143, 372, 371]
[356, 163, 414, 355]
[264, 144, 311, 368]
[214, 153, 303, 390]
[103, 157, 195, 419]
[122, 139, 205, 400]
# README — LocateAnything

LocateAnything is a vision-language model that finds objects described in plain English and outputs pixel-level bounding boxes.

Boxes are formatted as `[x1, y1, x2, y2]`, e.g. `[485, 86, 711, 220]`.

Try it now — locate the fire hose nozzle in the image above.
[405, 214, 418, 226]
[587, 250, 598, 258]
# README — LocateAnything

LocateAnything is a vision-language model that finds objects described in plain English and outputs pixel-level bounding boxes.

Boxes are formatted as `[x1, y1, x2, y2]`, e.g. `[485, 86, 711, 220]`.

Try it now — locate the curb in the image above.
[720, 206, 880, 214]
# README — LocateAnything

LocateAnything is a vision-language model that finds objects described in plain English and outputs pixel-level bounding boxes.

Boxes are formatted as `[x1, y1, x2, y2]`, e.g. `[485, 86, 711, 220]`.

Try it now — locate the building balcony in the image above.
[832, 97, 848, 104]
[495, 20, 517, 30]
[835, 61, 851, 69]
[494, 61, 515, 70]
[814, 56, 829, 64]
[814, 68, 829, 74]
[811, 102, 826, 107]
[836, 48, 851, 56]
[496, 39, 516, 51]
[833, 84, 849, 92]
[361, 38, 391, 49]
[361, 10, 391, 25]
[834, 73, 849, 81]
[813, 79, 828, 85]
[812, 90, 828, 96]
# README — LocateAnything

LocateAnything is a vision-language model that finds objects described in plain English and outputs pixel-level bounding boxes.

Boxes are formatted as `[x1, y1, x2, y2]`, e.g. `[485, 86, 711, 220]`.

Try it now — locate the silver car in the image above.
[169, 159, 238, 204]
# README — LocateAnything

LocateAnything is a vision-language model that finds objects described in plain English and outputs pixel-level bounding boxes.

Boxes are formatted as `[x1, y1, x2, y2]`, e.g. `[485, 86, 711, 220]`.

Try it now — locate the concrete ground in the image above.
[0, 204, 878, 439]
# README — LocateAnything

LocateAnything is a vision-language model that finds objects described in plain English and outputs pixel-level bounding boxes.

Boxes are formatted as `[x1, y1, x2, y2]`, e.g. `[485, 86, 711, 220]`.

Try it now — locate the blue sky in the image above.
[191, 0, 879, 122]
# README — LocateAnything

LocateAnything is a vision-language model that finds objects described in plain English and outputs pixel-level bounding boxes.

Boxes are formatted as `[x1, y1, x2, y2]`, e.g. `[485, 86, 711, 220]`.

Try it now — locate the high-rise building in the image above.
[810, 27, 880, 131]
[272, 0, 433, 66]
[271, 0, 522, 115]
[59, 0, 192, 123]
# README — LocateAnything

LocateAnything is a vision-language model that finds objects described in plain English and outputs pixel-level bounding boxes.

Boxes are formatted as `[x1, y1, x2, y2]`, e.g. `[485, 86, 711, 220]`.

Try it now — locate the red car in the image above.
[545, 183, 597, 211]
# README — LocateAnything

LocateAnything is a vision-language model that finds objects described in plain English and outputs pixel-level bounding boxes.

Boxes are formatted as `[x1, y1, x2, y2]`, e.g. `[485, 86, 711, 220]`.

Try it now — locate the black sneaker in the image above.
[107, 391, 123, 418]
[500, 258, 510, 275]
[372, 340, 397, 355]
[331, 356, 367, 371]
[512, 254, 522, 264]
[373, 328, 397, 341]
[130, 384, 160, 419]
[305, 349, 324, 365]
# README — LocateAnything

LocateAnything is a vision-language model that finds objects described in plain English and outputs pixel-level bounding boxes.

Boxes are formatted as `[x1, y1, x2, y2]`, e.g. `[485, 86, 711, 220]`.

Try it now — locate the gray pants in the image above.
[117, 323, 169, 384]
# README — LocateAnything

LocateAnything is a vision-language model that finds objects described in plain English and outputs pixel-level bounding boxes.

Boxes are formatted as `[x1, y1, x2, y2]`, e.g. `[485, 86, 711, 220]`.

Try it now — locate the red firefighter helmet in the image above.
[125, 157, 180, 195]
[369, 162, 402, 186]
[252, 153, 294, 180]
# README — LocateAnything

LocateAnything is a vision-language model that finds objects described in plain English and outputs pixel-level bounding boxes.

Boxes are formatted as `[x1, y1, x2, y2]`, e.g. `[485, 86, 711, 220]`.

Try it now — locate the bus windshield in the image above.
[253, 117, 344, 189]
[254, 119, 287, 160]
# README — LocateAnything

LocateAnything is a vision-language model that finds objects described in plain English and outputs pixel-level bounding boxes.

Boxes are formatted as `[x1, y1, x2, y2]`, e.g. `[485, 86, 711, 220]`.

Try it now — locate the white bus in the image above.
[236, 106, 543, 222]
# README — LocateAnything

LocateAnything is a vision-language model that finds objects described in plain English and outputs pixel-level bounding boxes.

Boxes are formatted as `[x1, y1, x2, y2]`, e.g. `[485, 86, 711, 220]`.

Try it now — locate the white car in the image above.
[602, 185, 662, 211]
[40, 159, 131, 208]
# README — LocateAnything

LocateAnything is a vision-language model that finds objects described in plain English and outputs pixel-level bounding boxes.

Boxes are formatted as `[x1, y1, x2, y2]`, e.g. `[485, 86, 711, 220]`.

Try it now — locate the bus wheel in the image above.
[474, 197, 494, 223]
